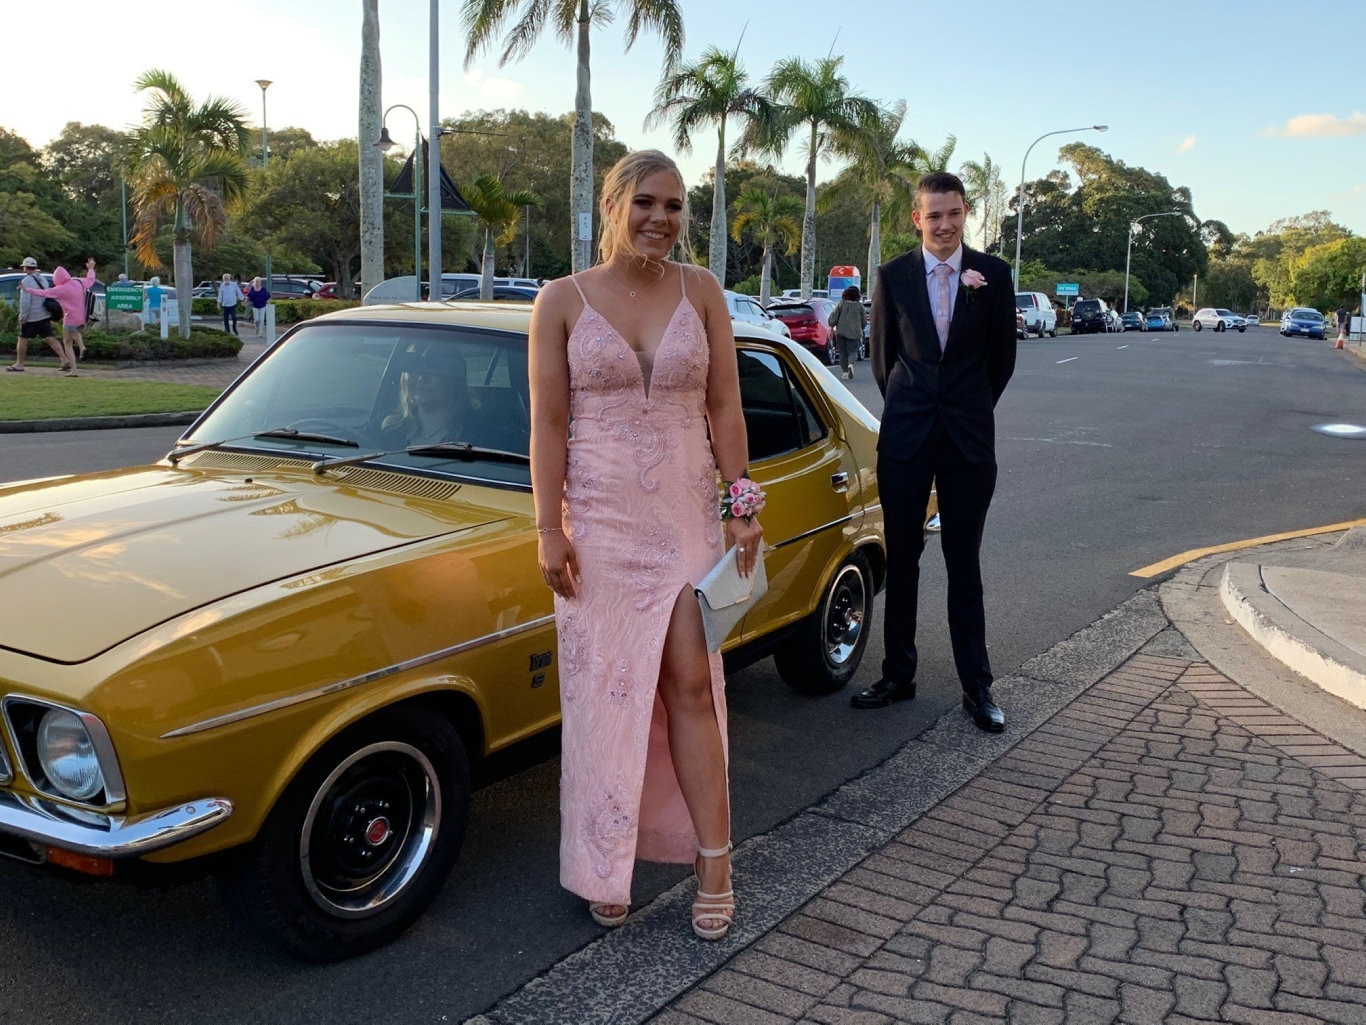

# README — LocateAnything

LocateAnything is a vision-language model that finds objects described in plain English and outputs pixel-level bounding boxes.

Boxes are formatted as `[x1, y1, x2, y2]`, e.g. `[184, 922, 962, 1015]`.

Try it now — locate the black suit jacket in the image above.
[870, 245, 1017, 464]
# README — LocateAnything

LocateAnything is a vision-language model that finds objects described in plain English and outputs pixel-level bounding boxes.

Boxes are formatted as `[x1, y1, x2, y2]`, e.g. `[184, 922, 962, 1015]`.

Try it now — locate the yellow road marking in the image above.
[1130, 518, 1366, 578]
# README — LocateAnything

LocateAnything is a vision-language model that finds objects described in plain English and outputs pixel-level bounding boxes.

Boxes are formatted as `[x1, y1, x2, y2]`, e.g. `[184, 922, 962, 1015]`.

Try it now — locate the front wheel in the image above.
[218, 707, 470, 962]
[1237, 326, 1245, 333]
[774, 550, 874, 694]
[1193, 321, 1202, 332]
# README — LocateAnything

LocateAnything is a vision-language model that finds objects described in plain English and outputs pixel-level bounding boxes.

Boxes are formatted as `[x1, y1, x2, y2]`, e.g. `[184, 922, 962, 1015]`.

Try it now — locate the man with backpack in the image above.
[7, 257, 64, 372]
[20, 257, 97, 376]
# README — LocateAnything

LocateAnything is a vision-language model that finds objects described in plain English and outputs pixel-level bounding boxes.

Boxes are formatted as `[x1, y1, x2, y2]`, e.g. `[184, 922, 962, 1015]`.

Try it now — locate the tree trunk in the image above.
[866, 199, 881, 301]
[358, 0, 384, 299]
[759, 246, 772, 306]
[570, 5, 593, 273]
[173, 238, 193, 337]
[801, 125, 817, 299]
[709, 126, 727, 285]
[480, 228, 495, 299]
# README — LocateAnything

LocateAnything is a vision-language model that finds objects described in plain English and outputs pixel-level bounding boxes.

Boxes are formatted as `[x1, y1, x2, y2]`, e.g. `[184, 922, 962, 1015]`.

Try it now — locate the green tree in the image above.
[761, 55, 878, 298]
[1245, 211, 1351, 308]
[1290, 236, 1366, 311]
[0, 192, 71, 266]
[462, 0, 685, 273]
[729, 187, 801, 304]
[1198, 258, 1258, 313]
[462, 173, 542, 298]
[123, 69, 250, 335]
[43, 122, 127, 205]
[646, 44, 774, 285]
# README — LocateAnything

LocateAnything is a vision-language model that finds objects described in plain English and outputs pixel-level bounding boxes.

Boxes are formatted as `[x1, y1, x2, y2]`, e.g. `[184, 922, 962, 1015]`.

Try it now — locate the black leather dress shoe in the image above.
[850, 678, 916, 709]
[963, 691, 1005, 732]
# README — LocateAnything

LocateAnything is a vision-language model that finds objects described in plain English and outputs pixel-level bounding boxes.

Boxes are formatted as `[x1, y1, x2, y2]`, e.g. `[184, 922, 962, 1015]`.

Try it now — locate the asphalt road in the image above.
[0, 324, 1362, 1023]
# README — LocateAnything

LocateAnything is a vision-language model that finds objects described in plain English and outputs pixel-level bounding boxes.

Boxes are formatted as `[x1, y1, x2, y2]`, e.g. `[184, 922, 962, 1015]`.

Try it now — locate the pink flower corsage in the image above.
[720, 477, 766, 522]
[960, 269, 987, 290]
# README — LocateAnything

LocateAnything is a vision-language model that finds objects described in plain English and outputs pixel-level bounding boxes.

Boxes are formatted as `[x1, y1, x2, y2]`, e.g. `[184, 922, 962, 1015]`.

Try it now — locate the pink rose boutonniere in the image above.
[960, 268, 988, 291]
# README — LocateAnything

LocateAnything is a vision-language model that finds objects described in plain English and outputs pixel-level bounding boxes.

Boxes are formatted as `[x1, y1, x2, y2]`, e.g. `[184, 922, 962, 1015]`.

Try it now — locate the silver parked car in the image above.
[1192, 308, 1246, 333]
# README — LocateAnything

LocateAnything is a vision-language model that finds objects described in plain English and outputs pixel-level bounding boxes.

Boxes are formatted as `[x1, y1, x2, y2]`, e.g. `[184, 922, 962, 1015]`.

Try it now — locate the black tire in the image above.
[1193, 320, 1202, 332]
[1048, 326, 1057, 337]
[773, 550, 874, 694]
[1237, 326, 1245, 333]
[218, 707, 470, 962]
[1215, 321, 1224, 332]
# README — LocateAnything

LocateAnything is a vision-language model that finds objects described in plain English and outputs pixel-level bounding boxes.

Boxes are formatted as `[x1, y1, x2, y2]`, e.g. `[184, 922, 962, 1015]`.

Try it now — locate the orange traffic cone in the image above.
[1335, 333, 1345, 349]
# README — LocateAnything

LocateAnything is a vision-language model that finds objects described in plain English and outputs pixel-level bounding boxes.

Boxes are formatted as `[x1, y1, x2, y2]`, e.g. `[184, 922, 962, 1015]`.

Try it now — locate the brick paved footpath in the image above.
[652, 653, 1366, 1025]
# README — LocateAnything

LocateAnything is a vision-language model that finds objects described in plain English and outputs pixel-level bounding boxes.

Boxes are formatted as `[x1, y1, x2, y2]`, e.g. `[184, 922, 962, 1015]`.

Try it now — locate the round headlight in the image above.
[37, 709, 105, 802]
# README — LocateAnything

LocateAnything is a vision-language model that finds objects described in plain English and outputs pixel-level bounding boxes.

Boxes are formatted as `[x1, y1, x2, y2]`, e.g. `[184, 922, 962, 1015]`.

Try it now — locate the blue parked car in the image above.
[1145, 311, 1172, 332]
[1280, 308, 1325, 339]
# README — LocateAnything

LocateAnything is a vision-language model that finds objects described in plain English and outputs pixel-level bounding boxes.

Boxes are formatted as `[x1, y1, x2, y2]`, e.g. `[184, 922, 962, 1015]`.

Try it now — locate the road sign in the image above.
[1056, 282, 1079, 296]
[106, 285, 143, 312]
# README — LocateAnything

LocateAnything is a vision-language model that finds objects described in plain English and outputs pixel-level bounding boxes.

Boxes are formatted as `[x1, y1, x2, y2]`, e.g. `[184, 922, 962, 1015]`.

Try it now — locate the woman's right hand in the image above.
[537, 529, 580, 599]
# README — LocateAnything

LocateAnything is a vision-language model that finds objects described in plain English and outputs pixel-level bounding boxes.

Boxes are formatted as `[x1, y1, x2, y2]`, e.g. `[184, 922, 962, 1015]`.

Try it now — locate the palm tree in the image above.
[822, 101, 920, 302]
[463, 174, 542, 299]
[462, 0, 685, 274]
[123, 69, 250, 337]
[729, 188, 801, 305]
[645, 44, 774, 286]
[960, 151, 1006, 252]
[760, 56, 878, 299]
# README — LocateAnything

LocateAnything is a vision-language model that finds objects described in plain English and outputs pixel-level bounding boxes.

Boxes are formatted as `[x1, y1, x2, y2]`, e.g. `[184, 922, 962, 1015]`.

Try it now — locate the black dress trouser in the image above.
[878, 421, 997, 695]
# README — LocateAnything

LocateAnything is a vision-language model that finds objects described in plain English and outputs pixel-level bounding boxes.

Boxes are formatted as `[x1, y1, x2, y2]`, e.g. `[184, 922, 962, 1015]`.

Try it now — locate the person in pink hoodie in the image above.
[22, 257, 96, 376]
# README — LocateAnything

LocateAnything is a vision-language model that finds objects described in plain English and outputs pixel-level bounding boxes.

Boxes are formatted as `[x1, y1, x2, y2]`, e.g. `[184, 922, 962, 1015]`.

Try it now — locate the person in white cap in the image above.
[8, 257, 64, 372]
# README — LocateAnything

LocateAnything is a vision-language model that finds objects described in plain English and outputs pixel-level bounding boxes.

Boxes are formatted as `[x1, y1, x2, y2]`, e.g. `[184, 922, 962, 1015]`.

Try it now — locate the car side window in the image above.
[737, 349, 827, 462]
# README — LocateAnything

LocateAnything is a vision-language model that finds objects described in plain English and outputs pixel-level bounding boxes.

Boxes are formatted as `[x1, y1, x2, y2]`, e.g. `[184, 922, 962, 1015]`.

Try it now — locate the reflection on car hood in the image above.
[0, 462, 512, 663]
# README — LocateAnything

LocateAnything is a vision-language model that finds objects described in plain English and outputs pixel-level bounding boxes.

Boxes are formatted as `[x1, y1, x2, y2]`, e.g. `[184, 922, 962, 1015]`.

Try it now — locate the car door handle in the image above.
[830, 471, 849, 493]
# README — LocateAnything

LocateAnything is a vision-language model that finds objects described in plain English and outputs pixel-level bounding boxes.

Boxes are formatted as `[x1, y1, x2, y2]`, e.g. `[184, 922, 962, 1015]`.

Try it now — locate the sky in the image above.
[6, 0, 1366, 241]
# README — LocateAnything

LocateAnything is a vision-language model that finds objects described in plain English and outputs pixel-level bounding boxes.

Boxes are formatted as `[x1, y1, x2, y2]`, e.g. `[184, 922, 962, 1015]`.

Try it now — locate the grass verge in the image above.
[0, 375, 222, 421]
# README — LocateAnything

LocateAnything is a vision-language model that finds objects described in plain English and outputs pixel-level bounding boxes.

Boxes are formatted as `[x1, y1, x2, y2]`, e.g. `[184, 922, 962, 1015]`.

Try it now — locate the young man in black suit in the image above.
[851, 172, 1017, 731]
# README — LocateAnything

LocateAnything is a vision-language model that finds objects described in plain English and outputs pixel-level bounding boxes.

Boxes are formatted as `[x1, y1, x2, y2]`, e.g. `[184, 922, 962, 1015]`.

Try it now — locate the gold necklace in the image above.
[603, 259, 665, 299]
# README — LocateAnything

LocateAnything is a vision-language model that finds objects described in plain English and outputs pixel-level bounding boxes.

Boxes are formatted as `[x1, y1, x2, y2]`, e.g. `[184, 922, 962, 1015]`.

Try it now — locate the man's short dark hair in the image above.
[915, 171, 968, 206]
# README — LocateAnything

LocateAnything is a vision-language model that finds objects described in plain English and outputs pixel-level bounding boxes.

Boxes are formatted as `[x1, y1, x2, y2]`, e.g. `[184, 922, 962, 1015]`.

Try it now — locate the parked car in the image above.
[1144, 310, 1172, 332]
[315, 281, 362, 300]
[1192, 308, 1246, 333]
[1015, 307, 1028, 339]
[1103, 307, 1124, 333]
[1245, 314, 1260, 325]
[779, 288, 829, 300]
[1069, 298, 1111, 335]
[766, 297, 837, 364]
[1120, 311, 1144, 331]
[1280, 308, 1325, 339]
[0, 303, 923, 962]
[1013, 291, 1058, 337]
[1147, 307, 1179, 331]
[724, 290, 789, 337]
[446, 285, 540, 302]
[268, 276, 325, 299]
[0, 270, 54, 305]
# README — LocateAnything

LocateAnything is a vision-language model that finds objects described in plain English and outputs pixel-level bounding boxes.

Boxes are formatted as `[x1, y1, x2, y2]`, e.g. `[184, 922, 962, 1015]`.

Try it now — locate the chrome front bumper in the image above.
[0, 789, 233, 859]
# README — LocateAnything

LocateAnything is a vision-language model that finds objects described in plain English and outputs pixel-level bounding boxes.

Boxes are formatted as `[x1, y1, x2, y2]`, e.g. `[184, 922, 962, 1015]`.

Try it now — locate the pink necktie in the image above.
[932, 263, 952, 351]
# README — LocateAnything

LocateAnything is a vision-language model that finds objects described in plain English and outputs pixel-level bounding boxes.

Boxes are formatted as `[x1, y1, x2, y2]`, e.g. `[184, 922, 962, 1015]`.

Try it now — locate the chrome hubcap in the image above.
[823, 565, 867, 666]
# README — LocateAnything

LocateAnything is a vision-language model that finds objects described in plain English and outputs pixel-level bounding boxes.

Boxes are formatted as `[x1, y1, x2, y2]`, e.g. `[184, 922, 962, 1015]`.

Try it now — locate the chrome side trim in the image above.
[767, 513, 857, 552]
[162, 613, 558, 738]
[0, 791, 232, 858]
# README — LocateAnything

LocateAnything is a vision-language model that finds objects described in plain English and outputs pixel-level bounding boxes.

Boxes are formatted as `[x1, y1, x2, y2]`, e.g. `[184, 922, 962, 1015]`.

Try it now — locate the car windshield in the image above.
[182, 320, 532, 487]
[1293, 309, 1322, 320]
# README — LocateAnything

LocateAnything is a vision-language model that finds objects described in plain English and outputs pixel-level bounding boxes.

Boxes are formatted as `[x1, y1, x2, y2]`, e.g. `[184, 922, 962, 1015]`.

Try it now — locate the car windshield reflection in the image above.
[182, 321, 532, 486]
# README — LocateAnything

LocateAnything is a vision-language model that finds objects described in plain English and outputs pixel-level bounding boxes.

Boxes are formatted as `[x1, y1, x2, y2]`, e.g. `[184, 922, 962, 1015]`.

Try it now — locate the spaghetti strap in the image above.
[568, 274, 588, 304]
[678, 262, 687, 300]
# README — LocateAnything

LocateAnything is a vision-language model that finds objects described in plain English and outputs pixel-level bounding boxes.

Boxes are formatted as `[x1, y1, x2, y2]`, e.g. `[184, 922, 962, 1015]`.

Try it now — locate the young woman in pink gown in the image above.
[529, 151, 764, 940]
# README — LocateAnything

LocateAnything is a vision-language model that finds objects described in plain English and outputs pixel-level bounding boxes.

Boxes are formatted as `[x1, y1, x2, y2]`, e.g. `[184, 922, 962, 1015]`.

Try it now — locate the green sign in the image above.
[1056, 282, 1079, 296]
[106, 285, 143, 312]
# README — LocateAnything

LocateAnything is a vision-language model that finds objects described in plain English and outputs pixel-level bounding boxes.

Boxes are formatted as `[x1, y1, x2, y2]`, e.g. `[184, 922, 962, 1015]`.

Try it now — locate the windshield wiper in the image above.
[311, 440, 529, 474]
[169, 425, 359, 464]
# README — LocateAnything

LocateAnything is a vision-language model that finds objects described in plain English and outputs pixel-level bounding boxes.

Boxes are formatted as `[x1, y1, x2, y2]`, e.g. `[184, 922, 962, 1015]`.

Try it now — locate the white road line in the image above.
[1057, 357, 1078, 364]
[1117, 345, 1128, 349]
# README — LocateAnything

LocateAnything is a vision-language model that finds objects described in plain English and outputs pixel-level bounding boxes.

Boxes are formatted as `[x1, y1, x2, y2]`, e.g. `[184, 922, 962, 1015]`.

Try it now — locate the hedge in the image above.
[0, 326, 242, 361]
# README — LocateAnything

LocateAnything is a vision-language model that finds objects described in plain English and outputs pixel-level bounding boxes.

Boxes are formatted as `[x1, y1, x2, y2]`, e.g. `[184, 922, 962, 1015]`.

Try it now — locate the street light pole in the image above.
[1123, 210, 1183, 313]
[378, 105, 424, 301]
[255, 79, 272, 284]
[428, 0, 442, 298]
[1013, 124, 1108, 289]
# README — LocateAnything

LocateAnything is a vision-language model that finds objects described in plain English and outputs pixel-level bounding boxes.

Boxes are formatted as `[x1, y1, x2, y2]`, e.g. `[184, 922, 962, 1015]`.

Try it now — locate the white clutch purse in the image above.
[694, 544, 768, 652]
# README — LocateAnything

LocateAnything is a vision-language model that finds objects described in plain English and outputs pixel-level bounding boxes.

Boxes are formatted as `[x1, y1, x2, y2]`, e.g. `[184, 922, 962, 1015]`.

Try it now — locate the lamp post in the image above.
[428, 0, 442, 297]
[378, 105, 424, 301]
[1013, 124, 1108, 289]
[1124, 211, 1183, 313]
[255, 79, 272, 283]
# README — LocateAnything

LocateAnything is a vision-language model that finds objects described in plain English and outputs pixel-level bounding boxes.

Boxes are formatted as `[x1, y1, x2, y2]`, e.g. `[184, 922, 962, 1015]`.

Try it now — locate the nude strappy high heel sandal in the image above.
[589, 902, 629, 928]
[692, 842, 735, 940]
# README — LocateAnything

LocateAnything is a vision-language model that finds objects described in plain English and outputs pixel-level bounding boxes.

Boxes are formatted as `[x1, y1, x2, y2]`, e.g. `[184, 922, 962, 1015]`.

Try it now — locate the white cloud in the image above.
[1176, 135, 1197, 153]
[1278, 112, 1366, 137]
[465, 70, 526, 102]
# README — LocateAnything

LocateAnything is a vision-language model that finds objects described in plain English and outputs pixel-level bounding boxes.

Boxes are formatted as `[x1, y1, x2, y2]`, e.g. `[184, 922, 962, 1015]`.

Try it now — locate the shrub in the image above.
[0, 327, 241, 362]
[272, 298, 362, 324]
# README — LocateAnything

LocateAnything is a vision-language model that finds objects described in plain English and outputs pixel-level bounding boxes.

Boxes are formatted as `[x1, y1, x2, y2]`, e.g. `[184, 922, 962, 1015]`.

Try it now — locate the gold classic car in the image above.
[0, 301, 915, 960]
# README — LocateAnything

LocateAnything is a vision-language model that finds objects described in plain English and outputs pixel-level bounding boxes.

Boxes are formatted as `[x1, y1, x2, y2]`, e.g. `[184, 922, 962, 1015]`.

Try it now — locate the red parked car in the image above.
[766, 297, 837, 365]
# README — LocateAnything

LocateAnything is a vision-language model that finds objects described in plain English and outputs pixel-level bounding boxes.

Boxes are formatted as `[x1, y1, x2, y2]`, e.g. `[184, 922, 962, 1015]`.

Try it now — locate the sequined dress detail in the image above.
[556, 270, 727, 904]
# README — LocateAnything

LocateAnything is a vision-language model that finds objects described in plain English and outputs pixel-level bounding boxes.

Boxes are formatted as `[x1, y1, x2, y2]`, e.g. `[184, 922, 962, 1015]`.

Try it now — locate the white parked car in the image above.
[779, 288, 829, 300]
[1192, 308, 1246, 333]
[1014, 291, 1058, 337]
[1245, 314, 1260, 325]
[725, 290, 790, 337]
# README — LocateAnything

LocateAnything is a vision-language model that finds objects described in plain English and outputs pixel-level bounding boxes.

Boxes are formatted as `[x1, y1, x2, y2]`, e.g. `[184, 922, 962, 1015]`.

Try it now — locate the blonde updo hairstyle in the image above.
[598, 149, 691, 265]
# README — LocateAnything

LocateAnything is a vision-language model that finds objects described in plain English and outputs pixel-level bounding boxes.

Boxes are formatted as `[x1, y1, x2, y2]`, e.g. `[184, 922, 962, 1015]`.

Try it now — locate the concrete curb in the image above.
[1220, 559, 1366, 710]
[0, 411, 202, 433]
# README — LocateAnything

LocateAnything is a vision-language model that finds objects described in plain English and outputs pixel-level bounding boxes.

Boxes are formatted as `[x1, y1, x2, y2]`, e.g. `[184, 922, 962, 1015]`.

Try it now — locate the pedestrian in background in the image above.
[143, 276, 163, 329]
[7, 257, 63, 372]
[828, 285, 867, 380]
[21, 257, 97, 376]
[217, 273, 245, 336]
[244, 276, 271, 338]
[1336, 305, 1349, 346]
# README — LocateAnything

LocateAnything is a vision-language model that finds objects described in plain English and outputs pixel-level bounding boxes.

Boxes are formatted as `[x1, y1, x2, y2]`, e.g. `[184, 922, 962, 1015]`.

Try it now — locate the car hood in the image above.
[0, 463, 513, 663]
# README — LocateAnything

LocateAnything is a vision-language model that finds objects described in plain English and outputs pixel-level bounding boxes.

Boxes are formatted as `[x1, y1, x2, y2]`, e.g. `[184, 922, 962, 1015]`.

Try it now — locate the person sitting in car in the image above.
[379, 351, 471, 449]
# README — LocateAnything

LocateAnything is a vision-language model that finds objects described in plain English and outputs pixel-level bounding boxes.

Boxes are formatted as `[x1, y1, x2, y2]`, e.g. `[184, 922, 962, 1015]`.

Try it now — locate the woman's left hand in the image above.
[727, 515, 764, 578]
